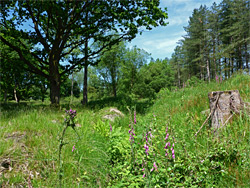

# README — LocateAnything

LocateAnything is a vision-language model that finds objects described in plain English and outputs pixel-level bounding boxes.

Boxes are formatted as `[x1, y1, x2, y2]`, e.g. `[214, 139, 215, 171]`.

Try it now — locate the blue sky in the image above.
[128, 0, 222, 60]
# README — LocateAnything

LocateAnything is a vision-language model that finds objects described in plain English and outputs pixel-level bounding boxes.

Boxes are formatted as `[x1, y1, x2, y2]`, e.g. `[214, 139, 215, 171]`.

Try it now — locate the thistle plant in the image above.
[58, 109, 79, 188]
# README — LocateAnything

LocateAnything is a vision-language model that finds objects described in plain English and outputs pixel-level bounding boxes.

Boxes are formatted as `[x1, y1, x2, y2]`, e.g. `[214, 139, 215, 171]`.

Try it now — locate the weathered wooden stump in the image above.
[208, 90, 244, 129]
[195, 90, 249, 136]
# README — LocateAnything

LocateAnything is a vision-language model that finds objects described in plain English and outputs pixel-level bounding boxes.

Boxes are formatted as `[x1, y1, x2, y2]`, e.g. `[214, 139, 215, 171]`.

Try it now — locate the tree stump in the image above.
[208, 90, 244, 129]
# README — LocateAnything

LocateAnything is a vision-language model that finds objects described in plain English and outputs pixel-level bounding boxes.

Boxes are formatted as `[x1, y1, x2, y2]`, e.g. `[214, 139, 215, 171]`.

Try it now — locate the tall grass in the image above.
[0, 105, 110, 187]
[0, 72, 249, 187]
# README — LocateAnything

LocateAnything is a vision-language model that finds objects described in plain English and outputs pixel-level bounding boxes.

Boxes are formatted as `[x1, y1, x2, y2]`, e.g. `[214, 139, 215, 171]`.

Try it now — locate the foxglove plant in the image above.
[171, 143, 175, 159]
[164, 127, 170, 156]
[216, 74, 219, 83]
[142, 129, 156, 180]
[164, 126, 175, 159]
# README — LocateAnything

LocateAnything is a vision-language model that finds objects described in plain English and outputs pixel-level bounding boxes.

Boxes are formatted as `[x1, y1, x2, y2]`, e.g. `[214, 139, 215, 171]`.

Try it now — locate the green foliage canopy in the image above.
[0, 0, 168, 105]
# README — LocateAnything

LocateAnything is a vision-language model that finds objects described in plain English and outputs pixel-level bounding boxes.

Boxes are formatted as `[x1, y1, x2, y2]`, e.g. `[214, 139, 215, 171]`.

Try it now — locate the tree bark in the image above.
[208, 90, 243, 129]
[238, 45, 243, 70]
[244, 40, 249, 69]
[111, 67, 117, 97]
[82, 11, 89, 105]
[112, 79, 117, 97]
[230, 57, 234, 76]
[4, 90, 7, 103]
[82, 63, 88, 105]
[14, 77, 20, 103]
[224, 58, 227, 79]
[14, 86, 19, 103]
[49, 61, 60, 106]
[71, 72, 74, 104]
[177, 61, 181, 88]
[206, 58, 210, 82]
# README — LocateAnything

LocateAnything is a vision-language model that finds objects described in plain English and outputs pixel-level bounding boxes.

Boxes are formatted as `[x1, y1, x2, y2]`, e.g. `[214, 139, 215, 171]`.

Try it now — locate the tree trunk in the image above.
[71, 72, 74, 104]
[41, 83, 46, 103]
[218, 56, 221, 75]
[111, 68, 117, 97]
[238, 46, 242, 70]
[177, 61, 181, 88]
[82, 33, 89, 105]
[244, 40, 249, 69]
[206, 58, 210, 82]
[14, 86, 19, 103]
[213, 37, 216, 79]
[112, 80, 117, 97]
[82, 63, 88, 105]
[230, 57, 234, 76]
[14, 78, 20, 103]
[49, 62, 60, 106]
[4, 90, 7, 103]
[224, 58, 227, 79]
[82, 11, 89, 105]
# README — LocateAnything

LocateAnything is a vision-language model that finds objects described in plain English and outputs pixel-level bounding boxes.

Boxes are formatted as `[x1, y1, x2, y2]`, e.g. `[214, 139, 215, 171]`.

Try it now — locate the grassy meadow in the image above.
[0, 73, 250, 187]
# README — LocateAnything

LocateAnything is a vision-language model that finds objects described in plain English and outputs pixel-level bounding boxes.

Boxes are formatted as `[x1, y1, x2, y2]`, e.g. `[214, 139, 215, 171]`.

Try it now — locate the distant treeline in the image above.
[169, 0, 250, 87]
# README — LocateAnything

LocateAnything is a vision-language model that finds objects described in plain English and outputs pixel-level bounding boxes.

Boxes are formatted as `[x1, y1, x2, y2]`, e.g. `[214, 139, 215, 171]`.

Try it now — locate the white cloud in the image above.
[129, 32, 185, 60]
[128, 0, 223, 59]
[168, 16, 189, 26]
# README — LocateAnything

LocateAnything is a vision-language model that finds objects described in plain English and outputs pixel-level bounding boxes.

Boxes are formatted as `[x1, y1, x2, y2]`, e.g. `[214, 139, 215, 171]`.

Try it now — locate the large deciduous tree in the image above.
[0, 0, 168, 105]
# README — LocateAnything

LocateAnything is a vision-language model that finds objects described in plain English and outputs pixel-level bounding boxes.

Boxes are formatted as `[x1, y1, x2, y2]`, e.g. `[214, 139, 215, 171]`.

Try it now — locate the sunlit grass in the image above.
[0, 72, 249, 187]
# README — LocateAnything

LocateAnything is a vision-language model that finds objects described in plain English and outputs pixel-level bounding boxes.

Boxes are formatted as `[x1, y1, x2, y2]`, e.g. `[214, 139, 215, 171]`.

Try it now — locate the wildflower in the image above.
[143, 174, 146, 178]
[164, 126, 171, 157]
[164, 142, 169, 149]
[110, 124, 112, 132]
[165, 133, 169, 140]
[134, 110, 136, 124]
[144, 144, 149, 155]
[129, 127, 135, 142]
[150, 167, 154, 172]
[72, 145, 76, 152]
[145, 133, 148, 142]
[171, 144, 175, 159]
[216, 74, 219, 83]
[153, 162, 158, 171]
[142, 168, 145, 171]
[65, 109, 77, 120]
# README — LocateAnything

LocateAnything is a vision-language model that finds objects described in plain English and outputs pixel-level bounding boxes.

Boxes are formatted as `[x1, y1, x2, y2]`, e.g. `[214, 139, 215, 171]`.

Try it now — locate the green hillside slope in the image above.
[0, 73, 249, 187]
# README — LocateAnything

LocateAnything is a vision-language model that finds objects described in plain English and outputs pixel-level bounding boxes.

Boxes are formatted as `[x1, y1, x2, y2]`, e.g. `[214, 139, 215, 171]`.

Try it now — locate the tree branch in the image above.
[58, 1, 92, 54]
[17, 39, 49, 66]
[0, 36, 49, 79]
[26, 4, 50, 52]
[59, 33, 125, 76]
